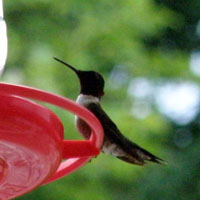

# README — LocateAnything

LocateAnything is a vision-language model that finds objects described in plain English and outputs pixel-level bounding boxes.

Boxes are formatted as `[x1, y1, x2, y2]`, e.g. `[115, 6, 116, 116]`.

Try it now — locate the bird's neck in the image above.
[76, 94, 100, 106]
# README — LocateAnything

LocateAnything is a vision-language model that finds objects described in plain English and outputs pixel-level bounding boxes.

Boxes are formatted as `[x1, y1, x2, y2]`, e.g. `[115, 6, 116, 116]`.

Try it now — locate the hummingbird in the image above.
[54, 57, 164, 165]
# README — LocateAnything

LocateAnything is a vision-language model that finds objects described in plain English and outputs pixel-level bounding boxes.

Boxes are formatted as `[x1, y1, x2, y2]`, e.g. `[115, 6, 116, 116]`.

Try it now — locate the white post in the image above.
[0, 0, 7, 76]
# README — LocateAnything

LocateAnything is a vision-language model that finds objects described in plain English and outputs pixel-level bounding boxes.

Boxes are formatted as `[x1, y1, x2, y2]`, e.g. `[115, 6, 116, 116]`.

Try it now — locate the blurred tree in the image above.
[1, 0, 200, 199]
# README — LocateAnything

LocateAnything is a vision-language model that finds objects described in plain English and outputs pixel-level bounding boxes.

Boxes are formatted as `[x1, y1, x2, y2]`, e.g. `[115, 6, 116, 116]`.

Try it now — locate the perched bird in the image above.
[54, 57, 164, 165]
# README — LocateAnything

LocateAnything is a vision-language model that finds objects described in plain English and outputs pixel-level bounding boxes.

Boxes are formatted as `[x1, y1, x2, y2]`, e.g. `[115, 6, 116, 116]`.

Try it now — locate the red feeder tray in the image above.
[0, 82, 104, 200]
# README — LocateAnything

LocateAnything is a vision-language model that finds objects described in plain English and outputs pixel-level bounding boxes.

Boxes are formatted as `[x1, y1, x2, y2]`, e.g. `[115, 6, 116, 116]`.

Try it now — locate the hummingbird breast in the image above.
[75, 94, 100, 139]
[74, 116, 91, 139]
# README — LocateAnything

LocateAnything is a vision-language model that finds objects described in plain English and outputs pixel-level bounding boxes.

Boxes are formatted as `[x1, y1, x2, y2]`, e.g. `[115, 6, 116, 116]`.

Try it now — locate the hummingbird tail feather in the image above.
[117, 145, 165, 166]
[136, 147, 165, 165]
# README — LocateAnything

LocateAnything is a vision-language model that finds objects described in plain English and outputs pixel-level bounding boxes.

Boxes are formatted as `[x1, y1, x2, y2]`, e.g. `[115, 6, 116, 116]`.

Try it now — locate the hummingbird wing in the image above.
[87, 103, 164, 165]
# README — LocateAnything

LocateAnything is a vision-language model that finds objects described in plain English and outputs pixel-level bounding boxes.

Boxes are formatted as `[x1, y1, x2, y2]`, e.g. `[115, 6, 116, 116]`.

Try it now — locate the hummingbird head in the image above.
[54, 57, 105, 98]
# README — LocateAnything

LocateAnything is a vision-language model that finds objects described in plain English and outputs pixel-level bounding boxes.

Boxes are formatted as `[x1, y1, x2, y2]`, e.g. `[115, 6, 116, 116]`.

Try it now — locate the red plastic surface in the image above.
[0, 82, 104, 199]
[0, 95, 63, 199]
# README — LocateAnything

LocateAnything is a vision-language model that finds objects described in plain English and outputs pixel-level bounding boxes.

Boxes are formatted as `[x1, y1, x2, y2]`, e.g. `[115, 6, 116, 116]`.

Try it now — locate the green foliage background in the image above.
[2, 0, 200, 199]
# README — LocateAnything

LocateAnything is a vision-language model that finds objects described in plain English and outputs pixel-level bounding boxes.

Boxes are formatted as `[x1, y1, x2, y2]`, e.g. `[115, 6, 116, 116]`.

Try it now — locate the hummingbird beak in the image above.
[53, 57, 80, 75]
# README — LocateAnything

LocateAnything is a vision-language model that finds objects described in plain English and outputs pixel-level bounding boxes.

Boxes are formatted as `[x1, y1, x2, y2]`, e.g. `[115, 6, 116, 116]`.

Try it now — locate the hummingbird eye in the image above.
[95, 72, 101, 80]
[94, 72, 104, 84]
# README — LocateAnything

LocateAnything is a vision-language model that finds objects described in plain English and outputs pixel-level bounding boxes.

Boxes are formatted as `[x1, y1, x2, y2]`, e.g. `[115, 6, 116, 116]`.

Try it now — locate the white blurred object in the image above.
[128, 77, 153, 99]
[0, 0, 7, 77]
[190, 51, 200, 76]
[155, 82, 200, 125]
[131, 100, 152, 119]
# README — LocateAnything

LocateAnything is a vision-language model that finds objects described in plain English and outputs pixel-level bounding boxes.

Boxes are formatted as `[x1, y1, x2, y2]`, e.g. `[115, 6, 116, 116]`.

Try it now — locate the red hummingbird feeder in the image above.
[0, 82, 104, 200]
[0, 2, 103, 199]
